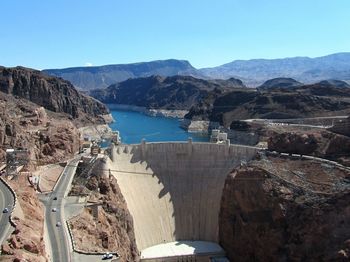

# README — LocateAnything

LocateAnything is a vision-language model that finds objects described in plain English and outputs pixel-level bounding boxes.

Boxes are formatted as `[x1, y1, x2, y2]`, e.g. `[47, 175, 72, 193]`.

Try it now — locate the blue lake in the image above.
[109, 109, 209, 144]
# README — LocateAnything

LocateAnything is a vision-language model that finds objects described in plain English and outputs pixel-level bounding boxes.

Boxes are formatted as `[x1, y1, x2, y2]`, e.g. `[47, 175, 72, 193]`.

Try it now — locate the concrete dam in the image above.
[107, 141, 259, 260]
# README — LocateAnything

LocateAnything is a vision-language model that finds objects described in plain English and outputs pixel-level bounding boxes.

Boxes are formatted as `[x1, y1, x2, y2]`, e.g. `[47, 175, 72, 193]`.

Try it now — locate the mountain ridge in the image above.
[0, 66, 109, 126]
[200, 52, 350, 86]
[43, 52, 350, 90]
[90, 75, 246, 110]
[43, 59, 201, 90]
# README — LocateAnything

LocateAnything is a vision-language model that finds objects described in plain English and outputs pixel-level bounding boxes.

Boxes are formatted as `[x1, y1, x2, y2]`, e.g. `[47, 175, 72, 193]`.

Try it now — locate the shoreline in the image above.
[180, 118, 220, 133]
[106, 104, 189, 118]
[107, 104, 220, 133]
[78, 124, 114, 141]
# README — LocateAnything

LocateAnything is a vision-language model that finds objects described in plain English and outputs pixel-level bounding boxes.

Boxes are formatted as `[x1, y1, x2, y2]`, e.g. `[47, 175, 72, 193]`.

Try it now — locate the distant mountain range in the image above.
[43, 52, 350, 90]
[43, 59, 200, 90]
[200, 52, 350, 86]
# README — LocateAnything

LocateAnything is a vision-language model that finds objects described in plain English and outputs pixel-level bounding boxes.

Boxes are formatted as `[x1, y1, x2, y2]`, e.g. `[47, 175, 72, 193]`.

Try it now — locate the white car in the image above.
[52, 208, 57, 212]
[56, 222, 61, 227]
[102, 253, 113, 259]
[3, 208, 9, 213]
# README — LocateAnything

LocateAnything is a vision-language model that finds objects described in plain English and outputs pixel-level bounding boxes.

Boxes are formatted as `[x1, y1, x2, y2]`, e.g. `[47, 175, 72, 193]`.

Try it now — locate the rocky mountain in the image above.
[258, 78, 303, 90]
[43, 59, 201, 90]
[0, 66, 109, 126]
[0, 65, 114, 167]
[90, 75, 246, 110]
[200, 52, 350, 86]
[0, 91, 80, 166]
[185, 81, 350, 127]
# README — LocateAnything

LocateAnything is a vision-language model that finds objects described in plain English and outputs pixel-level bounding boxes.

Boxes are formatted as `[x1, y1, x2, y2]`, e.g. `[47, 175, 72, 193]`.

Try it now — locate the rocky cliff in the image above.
[1, 174, 47, 262]
[0, 92, 81, 167]
[267, 129, 350, 166]
[219, 155, 350, 261]
[90, 75, 246, 110]
[0, 66, 109, 126]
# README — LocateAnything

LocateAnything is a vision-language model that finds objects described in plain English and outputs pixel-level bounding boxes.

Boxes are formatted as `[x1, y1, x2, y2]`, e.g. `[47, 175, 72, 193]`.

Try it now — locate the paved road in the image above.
[0, 178, 15, 247]
[41, 159, 79, 262]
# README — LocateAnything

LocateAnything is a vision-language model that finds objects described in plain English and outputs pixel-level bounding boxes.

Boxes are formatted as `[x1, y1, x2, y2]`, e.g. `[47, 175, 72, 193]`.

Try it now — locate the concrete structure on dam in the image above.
[105, 141, 259, 260]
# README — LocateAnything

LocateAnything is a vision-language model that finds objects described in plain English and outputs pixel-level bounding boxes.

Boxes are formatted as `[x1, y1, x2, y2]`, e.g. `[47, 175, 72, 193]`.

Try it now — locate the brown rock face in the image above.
[0, 66, 109, 124]
[330, 116, 350, 137]
[69, 165, 139, 262]
[267, 130, 350, 165]
[268, 132, 318, 154]
[1, 175, 47, 261]
[0, 92, 81, 166]
[219, 156, 350, 261]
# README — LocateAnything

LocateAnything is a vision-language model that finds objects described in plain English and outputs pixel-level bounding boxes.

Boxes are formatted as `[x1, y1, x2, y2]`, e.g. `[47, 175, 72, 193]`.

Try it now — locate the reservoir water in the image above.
[109, 109, 209, 144]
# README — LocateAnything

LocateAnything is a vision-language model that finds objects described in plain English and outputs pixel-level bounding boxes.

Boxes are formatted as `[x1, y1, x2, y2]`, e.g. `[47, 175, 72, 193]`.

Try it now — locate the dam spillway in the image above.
[107, 142, 259, 260]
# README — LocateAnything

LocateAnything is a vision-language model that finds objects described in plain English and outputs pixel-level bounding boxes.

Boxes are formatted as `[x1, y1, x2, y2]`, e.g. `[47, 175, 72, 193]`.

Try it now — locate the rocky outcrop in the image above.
[90, 75, 246, 110]
[267, 130, 350, 165]
[268, 132, 319, 155]
[69, 166, 139, 262]
[330, 116, 350, 137]
[0, 92, 80, 166]
[219, 155, 350, 261]
[1, 174, 47, 261]
[0, 66, 109, 125]
[257, 77, 303, 89]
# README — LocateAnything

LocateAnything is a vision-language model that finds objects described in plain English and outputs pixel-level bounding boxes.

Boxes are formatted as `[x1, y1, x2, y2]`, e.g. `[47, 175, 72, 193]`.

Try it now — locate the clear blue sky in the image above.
[1, 0, 349, 69]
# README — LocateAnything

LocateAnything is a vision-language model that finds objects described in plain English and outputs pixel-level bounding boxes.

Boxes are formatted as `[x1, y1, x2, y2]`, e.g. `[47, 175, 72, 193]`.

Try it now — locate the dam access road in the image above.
[103, 141, 260, 261]
[40, 158, 79, 262]
[0, 177, 15, 247]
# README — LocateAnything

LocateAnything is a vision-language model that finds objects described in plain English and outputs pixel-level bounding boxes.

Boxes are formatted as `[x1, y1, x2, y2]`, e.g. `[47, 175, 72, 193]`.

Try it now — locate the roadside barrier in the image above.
[264, 150, 350, 172]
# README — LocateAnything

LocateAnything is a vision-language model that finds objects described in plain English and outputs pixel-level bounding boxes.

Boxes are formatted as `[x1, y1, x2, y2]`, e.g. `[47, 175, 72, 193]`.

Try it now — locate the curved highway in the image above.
[0, 177, 15, 246]
[42, 158, 79, 262]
